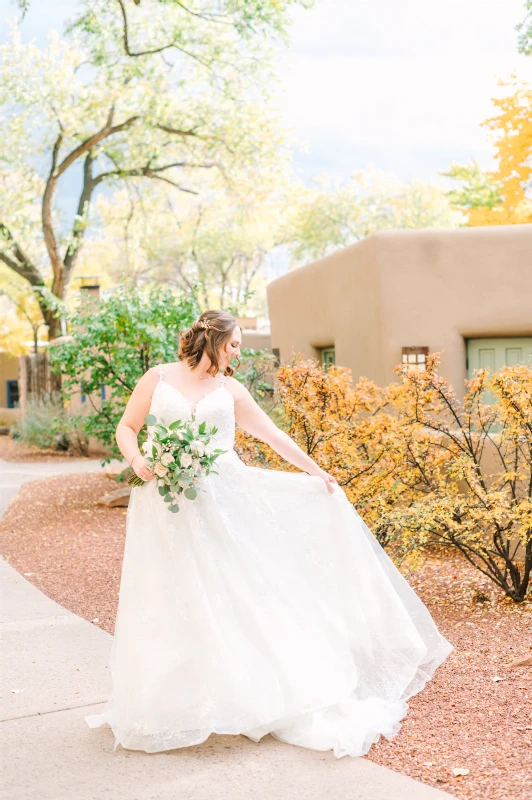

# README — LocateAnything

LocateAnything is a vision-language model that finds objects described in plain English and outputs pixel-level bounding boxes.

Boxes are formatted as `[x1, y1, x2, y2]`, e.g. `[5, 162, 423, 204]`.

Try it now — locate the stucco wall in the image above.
[267, 224, 532, 395]
[0, 353, 20, 419]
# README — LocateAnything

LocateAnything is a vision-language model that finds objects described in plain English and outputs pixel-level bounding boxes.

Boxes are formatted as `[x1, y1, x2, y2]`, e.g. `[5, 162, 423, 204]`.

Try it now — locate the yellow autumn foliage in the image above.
[235, 353, 532, 601]
[451, 75, 532, 226]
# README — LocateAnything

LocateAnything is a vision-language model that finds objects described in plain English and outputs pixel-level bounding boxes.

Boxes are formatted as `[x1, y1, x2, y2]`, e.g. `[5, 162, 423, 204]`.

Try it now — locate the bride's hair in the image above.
[178, 310, 241, 378]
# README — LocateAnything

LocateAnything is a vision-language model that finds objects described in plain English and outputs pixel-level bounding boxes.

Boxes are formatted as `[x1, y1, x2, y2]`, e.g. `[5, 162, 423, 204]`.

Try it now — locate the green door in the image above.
[467, 337, 532, 408]
[467, 337, 532, 378]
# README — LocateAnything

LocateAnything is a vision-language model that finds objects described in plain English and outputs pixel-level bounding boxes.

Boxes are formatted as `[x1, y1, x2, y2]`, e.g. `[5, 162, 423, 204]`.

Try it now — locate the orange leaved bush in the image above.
[235, 353, 532, 602]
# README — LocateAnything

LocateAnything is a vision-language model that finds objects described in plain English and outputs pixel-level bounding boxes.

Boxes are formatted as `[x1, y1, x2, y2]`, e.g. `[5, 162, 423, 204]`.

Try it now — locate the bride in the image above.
[85, 309, 454, 758]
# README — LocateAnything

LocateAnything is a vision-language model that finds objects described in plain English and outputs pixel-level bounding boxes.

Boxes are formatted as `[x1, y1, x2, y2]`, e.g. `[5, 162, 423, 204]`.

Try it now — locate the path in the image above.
[0, 457, 457, 800]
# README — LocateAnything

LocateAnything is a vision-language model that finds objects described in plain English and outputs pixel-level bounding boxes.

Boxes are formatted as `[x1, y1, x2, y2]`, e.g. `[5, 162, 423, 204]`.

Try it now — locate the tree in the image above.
[283, 167, 464, 265]
[516, 0, 532, 55]
[0, 270, 48, 356]
[13, 0, 313, 40]
[79, 178, 287, 316]
[0, 0, 307, 341]
[48, 283, 201, 460]
[443, 76, 532, 226]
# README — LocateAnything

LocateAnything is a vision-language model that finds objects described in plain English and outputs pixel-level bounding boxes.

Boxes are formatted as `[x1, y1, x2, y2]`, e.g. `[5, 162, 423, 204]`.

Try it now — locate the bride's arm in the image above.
[230, 378, 337, 490]
[115, 368, 158, 479]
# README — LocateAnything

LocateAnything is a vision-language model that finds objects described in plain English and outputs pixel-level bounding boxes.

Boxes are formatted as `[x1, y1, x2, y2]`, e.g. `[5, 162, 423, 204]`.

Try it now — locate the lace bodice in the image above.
[146, 364, 236, 453]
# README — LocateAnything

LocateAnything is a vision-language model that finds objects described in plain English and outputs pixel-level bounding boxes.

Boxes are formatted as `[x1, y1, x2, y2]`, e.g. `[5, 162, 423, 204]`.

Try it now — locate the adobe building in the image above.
[267, 224, 532, 398]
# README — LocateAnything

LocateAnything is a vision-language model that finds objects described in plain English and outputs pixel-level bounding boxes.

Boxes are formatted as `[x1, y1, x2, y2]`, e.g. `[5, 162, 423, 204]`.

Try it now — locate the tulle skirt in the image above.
[85, 450, 454, 757]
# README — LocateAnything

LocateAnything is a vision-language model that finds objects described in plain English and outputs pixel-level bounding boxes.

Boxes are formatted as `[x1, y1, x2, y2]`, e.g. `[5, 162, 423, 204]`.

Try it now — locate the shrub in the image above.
[49, 283, 201, 462]
[235, 353, 532, 602]
[10, 392, 88, 455]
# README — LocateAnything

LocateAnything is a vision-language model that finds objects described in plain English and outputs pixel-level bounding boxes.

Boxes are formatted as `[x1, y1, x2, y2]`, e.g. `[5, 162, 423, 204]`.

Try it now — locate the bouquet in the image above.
[127, 412, 227, 513]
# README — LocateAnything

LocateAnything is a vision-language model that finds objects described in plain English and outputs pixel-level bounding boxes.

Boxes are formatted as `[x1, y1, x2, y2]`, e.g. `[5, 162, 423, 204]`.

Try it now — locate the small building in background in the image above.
[0, 349, 20, 424]
[235, 316, 272, 354]
[267, 224, 532, 397]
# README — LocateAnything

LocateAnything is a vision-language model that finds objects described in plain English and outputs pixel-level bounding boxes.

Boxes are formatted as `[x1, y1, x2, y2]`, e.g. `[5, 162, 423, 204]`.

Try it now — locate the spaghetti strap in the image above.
[157, 363, 164, 381]
[220, 373, 228, 387]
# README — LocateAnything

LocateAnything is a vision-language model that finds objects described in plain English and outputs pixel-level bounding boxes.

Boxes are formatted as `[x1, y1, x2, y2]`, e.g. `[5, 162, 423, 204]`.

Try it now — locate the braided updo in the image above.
[178, 310, 241, 377]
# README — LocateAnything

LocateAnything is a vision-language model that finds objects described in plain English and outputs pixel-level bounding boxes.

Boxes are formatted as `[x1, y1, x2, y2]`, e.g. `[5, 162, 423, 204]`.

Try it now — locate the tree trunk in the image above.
[18, 352, 57, 412]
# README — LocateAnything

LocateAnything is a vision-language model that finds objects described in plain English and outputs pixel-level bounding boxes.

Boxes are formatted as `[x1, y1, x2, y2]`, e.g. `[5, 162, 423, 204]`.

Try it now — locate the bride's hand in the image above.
[309, 468, 338, 494]
[132, 455, 156, 481]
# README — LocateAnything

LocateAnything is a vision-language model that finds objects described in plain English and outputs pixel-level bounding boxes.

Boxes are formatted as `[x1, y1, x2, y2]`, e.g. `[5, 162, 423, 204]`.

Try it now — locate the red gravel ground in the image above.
[1, 471, 530, 800]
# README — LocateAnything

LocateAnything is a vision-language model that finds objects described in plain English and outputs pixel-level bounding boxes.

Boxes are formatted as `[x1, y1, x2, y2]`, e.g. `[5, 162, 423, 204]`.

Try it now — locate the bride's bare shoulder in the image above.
[224, 375, 249, 401]
[131, 364, 161, 396]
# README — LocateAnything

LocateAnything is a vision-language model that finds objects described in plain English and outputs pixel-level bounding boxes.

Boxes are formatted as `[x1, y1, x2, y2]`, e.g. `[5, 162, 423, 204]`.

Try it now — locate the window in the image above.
[321, 347, 335, 369]
[402, 346, 428, 372]
[7, 380, 19, 409]
[81, 383, 105, 404]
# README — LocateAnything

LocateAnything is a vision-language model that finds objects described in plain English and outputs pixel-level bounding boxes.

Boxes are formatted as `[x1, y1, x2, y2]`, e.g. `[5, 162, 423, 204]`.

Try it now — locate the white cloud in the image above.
[276, 0, 532, 180]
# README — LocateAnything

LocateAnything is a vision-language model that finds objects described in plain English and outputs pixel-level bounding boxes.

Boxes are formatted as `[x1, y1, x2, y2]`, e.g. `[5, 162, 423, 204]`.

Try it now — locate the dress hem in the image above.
[85, 637, 454, 758]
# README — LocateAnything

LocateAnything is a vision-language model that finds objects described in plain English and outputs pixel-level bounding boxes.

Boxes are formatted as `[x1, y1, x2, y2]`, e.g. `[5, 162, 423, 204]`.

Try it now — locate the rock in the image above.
[98, 487, 131, 507]
[506, 654, 532, 668]
[104, 463, 129, 479]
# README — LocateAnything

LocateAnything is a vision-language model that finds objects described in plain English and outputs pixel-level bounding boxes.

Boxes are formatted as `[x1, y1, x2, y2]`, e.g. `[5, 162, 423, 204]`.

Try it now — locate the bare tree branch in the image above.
[93, 158, 216, 193]
[56, 110, 139, 178]
[156, 124, 200, 138]
[116, 0, 221, 69]
[63, 151, 98, 281]
[0, 224, 41, 285]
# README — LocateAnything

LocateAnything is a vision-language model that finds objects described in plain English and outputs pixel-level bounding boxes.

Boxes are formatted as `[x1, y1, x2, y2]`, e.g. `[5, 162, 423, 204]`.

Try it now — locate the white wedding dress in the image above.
[85, 365, 454, 757]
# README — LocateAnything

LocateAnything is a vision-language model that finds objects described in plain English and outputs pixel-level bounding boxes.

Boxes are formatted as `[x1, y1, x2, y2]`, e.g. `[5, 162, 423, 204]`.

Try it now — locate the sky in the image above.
[276, 0, 531, 183]
[2, 0, 530, 189]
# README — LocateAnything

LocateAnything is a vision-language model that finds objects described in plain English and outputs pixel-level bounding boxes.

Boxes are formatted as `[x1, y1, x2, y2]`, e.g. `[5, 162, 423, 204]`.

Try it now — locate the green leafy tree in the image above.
[49, 283, 200, 461]
[284, 167, 464, 265]
[441, 158, 504, 215]
[517, 0, 532, 55]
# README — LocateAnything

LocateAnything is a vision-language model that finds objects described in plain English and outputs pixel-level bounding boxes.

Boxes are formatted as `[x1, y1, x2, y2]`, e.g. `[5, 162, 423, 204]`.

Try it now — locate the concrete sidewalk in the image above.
[0, 455, 122, 516]
[0, 459, 457, 800]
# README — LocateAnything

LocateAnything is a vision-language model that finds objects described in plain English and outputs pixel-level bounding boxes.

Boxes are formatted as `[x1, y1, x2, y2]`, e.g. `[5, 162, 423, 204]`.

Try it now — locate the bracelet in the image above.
[130, 453, 143, 468]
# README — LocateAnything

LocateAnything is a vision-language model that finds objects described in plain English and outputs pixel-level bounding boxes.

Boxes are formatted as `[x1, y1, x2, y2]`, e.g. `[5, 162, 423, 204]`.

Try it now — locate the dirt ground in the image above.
[1, 470, 530, 800]
[0, 435, 108, 463]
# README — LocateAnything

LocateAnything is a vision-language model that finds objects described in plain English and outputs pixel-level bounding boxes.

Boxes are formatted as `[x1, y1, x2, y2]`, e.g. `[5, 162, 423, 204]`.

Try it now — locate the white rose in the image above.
[161, 452, 174, 466]
[191, 458, 201, 471]
[142, 440, 151, 454]
[154, 463, 168, 477]
[204, 445, 213, 456]
[191, 440, 205, 456]
[180, 452, 193, 468]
